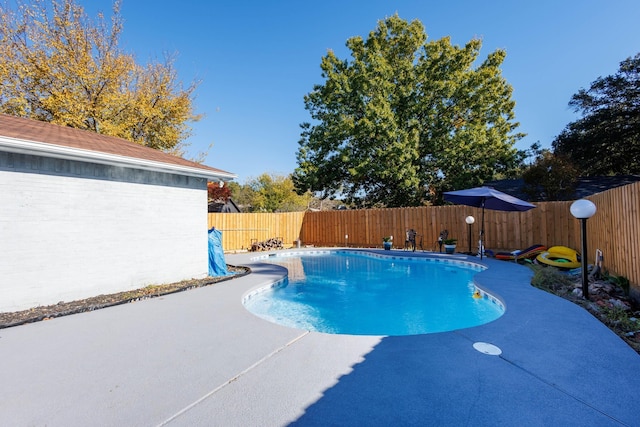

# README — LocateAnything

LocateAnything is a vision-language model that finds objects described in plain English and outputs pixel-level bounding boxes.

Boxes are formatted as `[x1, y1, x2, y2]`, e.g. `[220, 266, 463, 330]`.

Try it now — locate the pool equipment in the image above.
[208, 227, 232, 276]
[536, 246, 581, 269]
[494, 244, 546, 261]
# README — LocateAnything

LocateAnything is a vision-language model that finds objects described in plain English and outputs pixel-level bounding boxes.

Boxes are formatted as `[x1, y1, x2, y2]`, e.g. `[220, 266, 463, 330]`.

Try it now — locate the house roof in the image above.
[208, 198, 241, 213]
[485, 175, 640, 201]
[0, 114, 236, 181]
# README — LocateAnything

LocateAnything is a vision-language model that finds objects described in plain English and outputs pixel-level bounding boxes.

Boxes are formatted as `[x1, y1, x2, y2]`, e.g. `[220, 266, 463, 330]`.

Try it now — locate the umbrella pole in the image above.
[480, 202, 485, 260]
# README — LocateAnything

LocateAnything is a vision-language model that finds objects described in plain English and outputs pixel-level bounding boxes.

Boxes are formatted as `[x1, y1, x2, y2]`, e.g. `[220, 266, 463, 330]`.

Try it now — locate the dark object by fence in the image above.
[251, 237, 284, 252]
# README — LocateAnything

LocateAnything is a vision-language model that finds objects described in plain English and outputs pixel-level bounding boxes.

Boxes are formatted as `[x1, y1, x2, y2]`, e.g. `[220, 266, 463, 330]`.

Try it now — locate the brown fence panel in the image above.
[588, 182, 640, 297]
[208, 212, 305, 251]
[527, 200, 579, 250]
[302, 205, 493, 251]
[300, 205, 558, 252]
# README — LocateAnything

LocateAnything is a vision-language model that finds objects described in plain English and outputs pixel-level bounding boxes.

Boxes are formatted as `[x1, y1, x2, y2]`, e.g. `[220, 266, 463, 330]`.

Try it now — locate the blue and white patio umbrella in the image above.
[443, 186, 536, 259]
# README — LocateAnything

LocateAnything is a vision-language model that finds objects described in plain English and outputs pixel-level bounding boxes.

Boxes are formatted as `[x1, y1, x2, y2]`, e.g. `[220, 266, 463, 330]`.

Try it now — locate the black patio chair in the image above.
[404, 229, 417, 252]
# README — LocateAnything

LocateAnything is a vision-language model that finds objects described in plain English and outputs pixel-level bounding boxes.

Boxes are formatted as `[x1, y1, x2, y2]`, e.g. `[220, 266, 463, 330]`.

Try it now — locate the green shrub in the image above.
[604, 273, 630, 296]
[600, 305, 640, 333]
[530, 265, 575, 292]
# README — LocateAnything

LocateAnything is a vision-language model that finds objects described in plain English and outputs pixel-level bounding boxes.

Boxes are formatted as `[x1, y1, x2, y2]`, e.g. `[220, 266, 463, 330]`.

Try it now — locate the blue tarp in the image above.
[208, 227, 232, 276]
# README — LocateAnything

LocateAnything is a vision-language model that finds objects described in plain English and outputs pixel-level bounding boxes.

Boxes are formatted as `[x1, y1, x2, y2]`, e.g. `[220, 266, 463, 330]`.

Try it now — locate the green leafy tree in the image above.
[293, 15, 523, 208]
[522, 149, 579, 201]
[227, 181, 255, 212]
[0, 0, 200, 153]
[249, 174, 312, 212]
[552, 53, 640, 175]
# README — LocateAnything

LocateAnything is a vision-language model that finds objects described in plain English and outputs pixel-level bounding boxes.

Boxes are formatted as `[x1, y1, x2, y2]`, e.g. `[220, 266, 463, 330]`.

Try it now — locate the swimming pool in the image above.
[243, 251, 504, 336]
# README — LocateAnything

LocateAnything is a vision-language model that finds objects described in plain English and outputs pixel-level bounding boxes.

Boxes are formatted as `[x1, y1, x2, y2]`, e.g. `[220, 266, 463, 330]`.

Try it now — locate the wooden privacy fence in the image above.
[587, 182, 639, 294]
[208, 182, 639, 294]
[208, 212, 305, 251]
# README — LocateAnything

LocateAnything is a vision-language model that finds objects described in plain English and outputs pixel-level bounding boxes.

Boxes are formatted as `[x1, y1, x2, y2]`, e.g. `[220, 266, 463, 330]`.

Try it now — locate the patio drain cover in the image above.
[473, 342, 502, 356]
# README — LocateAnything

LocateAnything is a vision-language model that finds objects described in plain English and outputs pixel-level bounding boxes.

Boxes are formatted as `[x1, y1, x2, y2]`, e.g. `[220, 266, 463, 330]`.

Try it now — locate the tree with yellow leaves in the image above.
[248, 174, 313, 212]
[0, 0, 199, 153]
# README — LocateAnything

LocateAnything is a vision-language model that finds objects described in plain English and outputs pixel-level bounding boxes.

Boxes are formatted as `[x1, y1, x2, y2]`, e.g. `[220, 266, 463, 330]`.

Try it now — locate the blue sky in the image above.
[86, 0, 640, 183]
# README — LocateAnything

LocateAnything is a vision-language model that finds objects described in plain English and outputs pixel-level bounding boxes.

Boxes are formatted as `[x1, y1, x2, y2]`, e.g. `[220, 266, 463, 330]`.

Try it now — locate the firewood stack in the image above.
[250, 237, 284, 252]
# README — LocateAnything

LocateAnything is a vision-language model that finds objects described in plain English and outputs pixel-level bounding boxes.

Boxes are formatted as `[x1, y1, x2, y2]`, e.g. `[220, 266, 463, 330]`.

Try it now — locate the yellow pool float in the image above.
[536, 246, 581, 269]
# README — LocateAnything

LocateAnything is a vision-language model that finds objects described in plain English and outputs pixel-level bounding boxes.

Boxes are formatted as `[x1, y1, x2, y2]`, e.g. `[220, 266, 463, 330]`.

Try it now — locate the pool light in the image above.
[473, 342, 502, 356]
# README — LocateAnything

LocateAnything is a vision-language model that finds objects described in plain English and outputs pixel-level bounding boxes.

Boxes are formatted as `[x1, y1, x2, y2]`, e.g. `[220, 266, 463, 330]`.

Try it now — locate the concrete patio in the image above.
[1, 249, 639, 426]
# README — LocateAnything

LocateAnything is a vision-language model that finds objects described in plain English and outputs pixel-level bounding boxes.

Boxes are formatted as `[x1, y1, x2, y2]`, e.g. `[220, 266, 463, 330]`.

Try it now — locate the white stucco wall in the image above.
[0, 152, 209, 312]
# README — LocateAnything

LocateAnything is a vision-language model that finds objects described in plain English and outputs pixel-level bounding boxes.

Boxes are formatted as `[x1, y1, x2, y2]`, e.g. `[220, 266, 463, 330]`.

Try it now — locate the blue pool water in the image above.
[243, 251, 504, 336]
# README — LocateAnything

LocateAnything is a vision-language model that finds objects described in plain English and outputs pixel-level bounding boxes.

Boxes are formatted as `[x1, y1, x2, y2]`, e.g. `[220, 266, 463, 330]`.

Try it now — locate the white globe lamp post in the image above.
[570, 199, 597, 300]
[465, 216, 475, 254]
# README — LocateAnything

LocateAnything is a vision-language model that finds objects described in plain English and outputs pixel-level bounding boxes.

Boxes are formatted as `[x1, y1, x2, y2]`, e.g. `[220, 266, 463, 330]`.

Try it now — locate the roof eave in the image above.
[0, 136, 237, 182]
